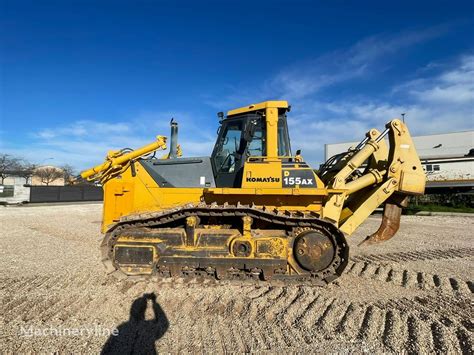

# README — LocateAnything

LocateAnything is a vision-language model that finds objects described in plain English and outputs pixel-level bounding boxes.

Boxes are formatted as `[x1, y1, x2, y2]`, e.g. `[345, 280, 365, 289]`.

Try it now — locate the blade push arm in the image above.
[321, 119, 425, 242]
[81, 136, 167, 184]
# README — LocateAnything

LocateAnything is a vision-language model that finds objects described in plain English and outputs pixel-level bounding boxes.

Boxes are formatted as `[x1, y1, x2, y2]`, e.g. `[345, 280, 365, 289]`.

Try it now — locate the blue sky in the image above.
[1, 0, 473, 170]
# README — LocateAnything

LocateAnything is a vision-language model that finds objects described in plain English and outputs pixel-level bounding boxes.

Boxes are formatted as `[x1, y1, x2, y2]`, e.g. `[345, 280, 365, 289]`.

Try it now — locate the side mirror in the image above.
[244, 120, 257, 142]
[296, 149, 301, 155]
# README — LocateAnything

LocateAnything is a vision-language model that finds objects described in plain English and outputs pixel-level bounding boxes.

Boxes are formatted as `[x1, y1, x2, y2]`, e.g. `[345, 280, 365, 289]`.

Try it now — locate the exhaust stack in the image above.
[169, 118, 178, 159]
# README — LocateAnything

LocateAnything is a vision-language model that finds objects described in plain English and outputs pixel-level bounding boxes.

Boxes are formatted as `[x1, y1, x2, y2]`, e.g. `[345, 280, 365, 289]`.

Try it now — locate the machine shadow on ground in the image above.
[101, 292, 169, 355]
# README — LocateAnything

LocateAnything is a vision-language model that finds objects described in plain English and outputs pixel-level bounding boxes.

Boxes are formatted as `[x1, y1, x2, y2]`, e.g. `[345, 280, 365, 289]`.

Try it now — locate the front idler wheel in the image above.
[293, 229, 335, 272]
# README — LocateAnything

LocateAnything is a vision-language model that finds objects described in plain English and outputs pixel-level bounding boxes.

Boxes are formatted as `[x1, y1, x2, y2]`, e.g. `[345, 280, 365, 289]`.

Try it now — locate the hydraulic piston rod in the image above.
[81, 136, 167, 180]
[330, 128, 390, 188]
[345, 169, 386, 195]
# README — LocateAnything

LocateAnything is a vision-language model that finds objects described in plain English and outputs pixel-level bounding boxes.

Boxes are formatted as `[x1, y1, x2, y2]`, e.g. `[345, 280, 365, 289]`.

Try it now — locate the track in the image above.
[103, 203, 349, 284]
[0, 205, 472, 353]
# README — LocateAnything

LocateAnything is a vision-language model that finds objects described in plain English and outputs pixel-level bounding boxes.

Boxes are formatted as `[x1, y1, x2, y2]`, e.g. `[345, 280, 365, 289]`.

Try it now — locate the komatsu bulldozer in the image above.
[81, 101, 425, 284]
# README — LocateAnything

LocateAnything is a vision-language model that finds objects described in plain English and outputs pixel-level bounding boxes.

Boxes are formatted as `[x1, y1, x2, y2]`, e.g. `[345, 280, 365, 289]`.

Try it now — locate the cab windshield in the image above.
[213, 113, 292, 173]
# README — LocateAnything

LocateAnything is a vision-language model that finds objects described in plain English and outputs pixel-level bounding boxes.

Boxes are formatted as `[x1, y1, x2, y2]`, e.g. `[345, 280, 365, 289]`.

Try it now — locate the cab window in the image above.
[278, 118, 291, 156]
[247, 119, 265, 156]
[214, 121, 242, 173]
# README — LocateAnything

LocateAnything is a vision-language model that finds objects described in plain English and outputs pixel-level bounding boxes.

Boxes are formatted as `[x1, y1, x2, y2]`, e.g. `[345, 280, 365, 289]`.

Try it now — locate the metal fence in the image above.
[29, 185, 103, 203]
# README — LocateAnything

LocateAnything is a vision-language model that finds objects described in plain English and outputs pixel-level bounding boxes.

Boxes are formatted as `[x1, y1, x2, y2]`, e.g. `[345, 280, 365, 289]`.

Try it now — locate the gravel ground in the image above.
[0, 203, 472, 353]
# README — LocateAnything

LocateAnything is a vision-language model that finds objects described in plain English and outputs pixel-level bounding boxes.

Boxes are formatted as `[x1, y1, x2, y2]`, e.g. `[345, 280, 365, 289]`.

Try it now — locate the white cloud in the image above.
[241, 27, 447, 103]
[204, 27, 449, 111]
[275, 53, 474, 165]
[414, 84, 473, 103]
[202, 28, 472, 166]
[3, 29, 472, 172]
[36, 121, 132, 139]
[409, 55, 474, 104]
[1, 111, 218, 171]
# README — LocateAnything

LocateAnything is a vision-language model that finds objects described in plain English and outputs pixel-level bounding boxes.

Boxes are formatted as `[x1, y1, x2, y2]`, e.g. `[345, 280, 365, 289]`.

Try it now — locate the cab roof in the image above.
[227, 100, 289, 117]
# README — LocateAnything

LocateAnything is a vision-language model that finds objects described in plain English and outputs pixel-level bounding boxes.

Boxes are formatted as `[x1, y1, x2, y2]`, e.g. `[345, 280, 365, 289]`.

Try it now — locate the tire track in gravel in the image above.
[243, 286, 298, 350]
[209, 290, 250, 352]
[374, 298, 469, 353]
[291, 293, 323, 345]
[246, 285, 272, 299]
[173, 291, 212, 353]
[381, 309, 407, 352]
[209, 315, 227, 354]
[315, 298, 350, 332]
[0, 277, 32, 292]
[210, 293, 248, 353]
[243, 290, 275, 350]
[1, 254, 471, 352]
[355, 303, 463, 353]
[335, 302, 357, 333]
[20, 294, 63, 322]
[352, 247, 474, 264]
[9, 272, 108, 323]
[216, 313, 239, 353]
[300, 296, 340, 344]
[456, 327, 473, 355]
[5, 274, 62, 295]
[2, 273, 69, 322]
[4, 204, 473, 353]
[56, 292, 95, 320]
[3, 274, 470, 353]
[39, 284, 110, 322]
[5, 295, 50, 322]
[223, 301, 249, 352]
[345, 260, 473, 295]
[195, 282, 472, 353]
[277, 287, 318, 346]
[266, 287, 303, 349]
[254, 287, 293, 350]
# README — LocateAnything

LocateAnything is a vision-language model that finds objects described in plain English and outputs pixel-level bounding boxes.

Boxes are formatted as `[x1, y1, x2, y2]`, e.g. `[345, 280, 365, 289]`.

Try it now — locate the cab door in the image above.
[211, 119, 246, 187]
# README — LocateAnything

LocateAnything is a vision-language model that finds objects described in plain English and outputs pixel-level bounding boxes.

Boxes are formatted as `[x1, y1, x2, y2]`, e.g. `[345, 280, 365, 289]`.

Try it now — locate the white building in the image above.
[0, 176, 30, 204]
[325, 130, 474, 192]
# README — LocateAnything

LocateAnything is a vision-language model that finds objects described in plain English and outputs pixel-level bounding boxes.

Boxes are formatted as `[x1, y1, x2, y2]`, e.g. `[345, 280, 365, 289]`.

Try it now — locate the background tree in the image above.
[16, 162, 37, 184]
[60, 164, 76, 185]
[0, 154, 22, 184]
[35, 167, 63, 186]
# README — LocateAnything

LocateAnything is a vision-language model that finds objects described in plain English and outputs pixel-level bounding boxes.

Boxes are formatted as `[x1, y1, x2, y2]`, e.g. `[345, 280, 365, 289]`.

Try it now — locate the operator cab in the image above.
[211, 102, 292, 188]
[139, 101, 297, 189]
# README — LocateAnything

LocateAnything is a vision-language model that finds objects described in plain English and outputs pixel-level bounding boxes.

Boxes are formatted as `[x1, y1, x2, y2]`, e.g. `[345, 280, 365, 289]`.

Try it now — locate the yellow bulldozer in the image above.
[81, 100, 425, 284]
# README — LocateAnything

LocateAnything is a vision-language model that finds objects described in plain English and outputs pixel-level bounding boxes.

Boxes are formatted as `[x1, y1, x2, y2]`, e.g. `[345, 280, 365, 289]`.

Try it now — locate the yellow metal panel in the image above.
[101, 162, 205, 232]
[339, 178, 397, 235]
[241, 160, 282, 188]
[227, 100, 288, 116]
[207, 187, 332, 196]
[266, 107, 279, 158]
[386, 119, 426, 195]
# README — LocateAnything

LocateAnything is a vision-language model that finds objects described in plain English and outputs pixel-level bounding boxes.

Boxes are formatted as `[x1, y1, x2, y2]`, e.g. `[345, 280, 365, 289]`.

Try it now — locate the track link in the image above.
[101, 203, 349, 285]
